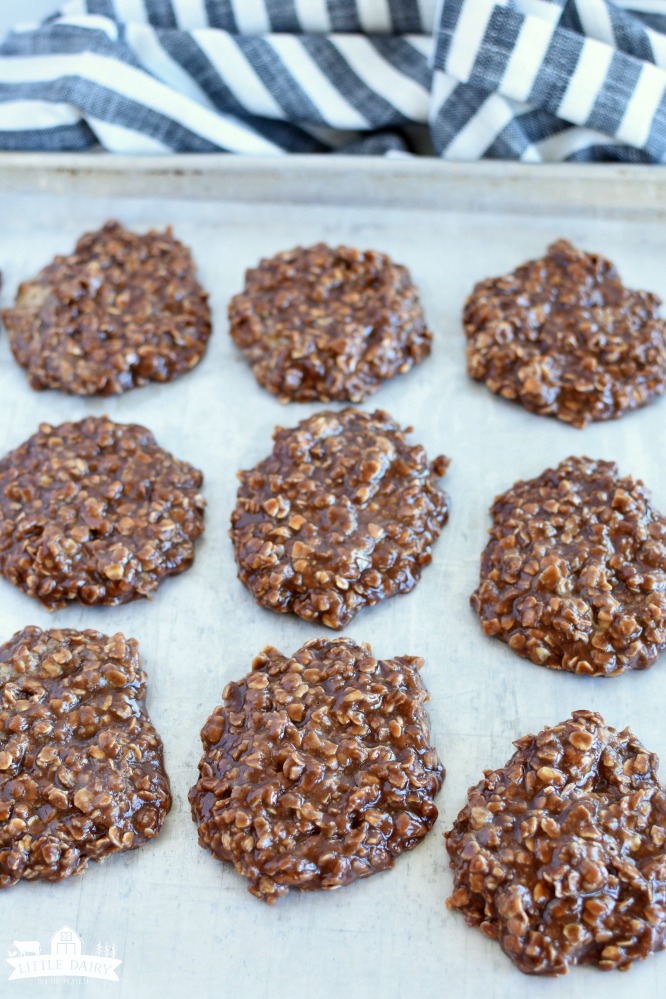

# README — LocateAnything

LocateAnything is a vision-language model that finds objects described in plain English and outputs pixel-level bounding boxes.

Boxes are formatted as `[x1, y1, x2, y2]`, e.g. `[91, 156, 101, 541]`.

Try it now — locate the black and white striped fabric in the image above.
[433, 0, 666, 162]
[0, 0, 665, 160]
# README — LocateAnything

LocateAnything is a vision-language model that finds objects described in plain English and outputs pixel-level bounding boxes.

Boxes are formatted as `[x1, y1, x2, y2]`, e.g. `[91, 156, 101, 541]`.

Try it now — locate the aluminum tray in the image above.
[0, 156, 664, 999]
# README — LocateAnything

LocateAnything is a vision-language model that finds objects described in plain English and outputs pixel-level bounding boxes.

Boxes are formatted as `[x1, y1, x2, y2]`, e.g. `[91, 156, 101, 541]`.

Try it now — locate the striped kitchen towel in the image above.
[0, 0, 665, 160]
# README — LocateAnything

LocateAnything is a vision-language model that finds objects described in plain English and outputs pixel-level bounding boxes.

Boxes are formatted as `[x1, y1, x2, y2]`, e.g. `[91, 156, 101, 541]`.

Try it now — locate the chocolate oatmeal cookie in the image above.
[231, 408, 449, 629]
[472, 456, 666, 676]
[446, 710, 666, 976]
[2, 221, 211, 395]
[464, 240, 666, 427]
[190, 637, 444, 903]
[0, 626, 171, 888]
[228, 243, 432, 402]
[0, 415, 205, 609]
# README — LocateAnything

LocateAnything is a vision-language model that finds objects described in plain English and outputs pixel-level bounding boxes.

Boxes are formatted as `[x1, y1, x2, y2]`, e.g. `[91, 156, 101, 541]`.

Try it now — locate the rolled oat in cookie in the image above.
[446, 710, 666, 976]
[228, 243, 432, 402]
[0, 626, 171, 888]
[1, 220, 211, 395]
[231, 407, 450, 629]
[189, 636, 444, 903]
[472, 456, 666, 676]
[0, 415, 205, 609]
[464, 240, 666, 427]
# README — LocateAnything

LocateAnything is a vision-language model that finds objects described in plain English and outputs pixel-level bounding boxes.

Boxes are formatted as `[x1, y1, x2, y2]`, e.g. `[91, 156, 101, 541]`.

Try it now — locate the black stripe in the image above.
[567, 143, 651, 163]
[144, 0, 177, 29]
[630, 12, 666, 35]
[0, 121, 96, 150]
[84, 0, 118, 17]
[587, 51, 642, 136]
[436, 0, 465, 39]
[432, 0, 465, 71]
[560, 1, 585, 36]
[529, 28, 584, 110]
[607, 5, 657, 62]
[644, 92, 666, 160]
[238, 119, 328, 152]
[264, 0, 298, 32]
[386, 0, 425, 33]
[240, 38, 328, 126]
[326, 0, 361, 32]
[468, 7, 522, 91]
[204, 0, 237, 31]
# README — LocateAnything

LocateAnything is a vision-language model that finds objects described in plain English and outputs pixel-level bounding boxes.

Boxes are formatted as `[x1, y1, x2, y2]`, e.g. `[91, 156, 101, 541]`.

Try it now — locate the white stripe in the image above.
[358, 0, 392, 33]
[171, 0, 208, 31]
[328, 37, 429, 122]
[557, 37, 613, 125]
[194, 30, 284, 119]
[0, 52, 281, 152]
[87, 116, 171, 152]
[616, 61, 666, 148]
[445, 0, 497, 84]
[405, 34, 434, 59]
[294, 0, 331, 33]
[575, 0, 615, 44]
[443, 93, 517, 159]
[0, 99, 80, 128]
[513, 0, 563, 25]
[519, 143, 542, 163]
[269, 36, 369, 129]
[500, 16, 555, 103]
[416, 0, 439, 32]
[112, 0, 149, 23]
[614, 0, 666, 13]
[230, 0, 270, 35]
[125, 23, 216, 109]
[648, 28, 666, 70]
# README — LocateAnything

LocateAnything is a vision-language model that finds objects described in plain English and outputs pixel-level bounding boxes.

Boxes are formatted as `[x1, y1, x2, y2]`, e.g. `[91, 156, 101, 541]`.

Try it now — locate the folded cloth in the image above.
[0, 0, 664, 159]
[432, 0, 666, 162]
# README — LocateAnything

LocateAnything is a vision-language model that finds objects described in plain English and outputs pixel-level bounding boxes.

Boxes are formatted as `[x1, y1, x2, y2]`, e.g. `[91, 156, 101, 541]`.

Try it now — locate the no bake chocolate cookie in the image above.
[231, 408, 449, 629]
[2, 221, 211, 395]
[0, 626, 171, 888]
[0, 415, 205, 609]
[190, 637, 444, 902]
[471, 456, 666, 676]
[446, 710, 666, 975]
[464, 240, 666, 427]
[228, 243, 432, 402]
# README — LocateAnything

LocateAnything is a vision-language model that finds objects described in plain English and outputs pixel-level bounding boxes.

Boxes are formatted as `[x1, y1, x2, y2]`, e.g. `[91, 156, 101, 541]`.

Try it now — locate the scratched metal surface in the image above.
[0, 159, 664, 999]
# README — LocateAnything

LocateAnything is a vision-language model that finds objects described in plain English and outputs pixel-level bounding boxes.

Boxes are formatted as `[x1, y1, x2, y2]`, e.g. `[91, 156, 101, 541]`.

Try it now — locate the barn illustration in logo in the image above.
[51, 926, 82, 958]
[7, 926, 121, 981]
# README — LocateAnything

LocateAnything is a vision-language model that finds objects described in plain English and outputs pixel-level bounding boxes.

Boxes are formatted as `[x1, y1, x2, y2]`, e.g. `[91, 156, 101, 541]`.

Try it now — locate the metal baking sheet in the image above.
[0, 156, 664, 999]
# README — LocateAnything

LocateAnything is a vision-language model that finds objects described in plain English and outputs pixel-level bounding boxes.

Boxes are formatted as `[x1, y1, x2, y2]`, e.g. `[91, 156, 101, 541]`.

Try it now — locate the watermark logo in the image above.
[7, 926, 121, 982]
